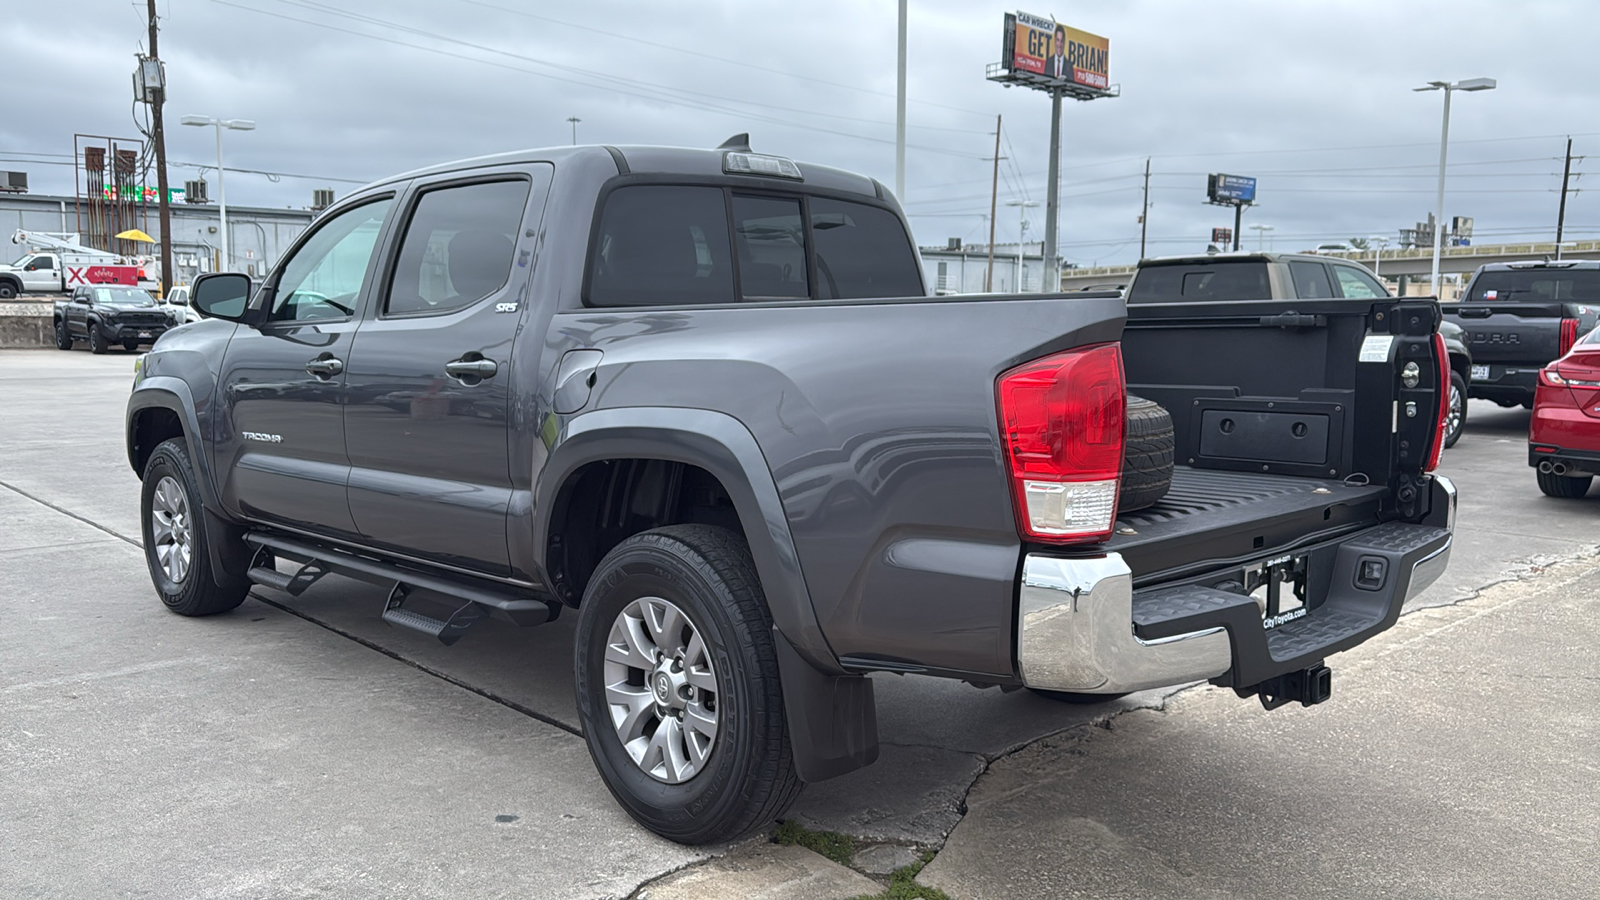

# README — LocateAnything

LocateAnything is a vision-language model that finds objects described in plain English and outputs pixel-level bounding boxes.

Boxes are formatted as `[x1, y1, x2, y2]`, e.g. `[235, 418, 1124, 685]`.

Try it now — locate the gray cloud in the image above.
[5, 0, 1596, 266]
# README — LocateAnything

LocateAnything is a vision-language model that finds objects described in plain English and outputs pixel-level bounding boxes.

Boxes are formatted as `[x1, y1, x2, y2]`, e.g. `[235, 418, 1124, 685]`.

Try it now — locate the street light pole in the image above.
[1249, 223, 1274, 251]
[180, 115, 255, 272]
[567, 116, 581, 145]
[1005, 198, 1039, 292]
[1369, 236, 1390, 279]
[1416, 77, 1496, 295]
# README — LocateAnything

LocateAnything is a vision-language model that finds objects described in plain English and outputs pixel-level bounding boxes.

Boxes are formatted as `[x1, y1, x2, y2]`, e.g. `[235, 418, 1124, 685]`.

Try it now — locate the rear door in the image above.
[341, 165, 552, 576]
[215, 193, 399, 538]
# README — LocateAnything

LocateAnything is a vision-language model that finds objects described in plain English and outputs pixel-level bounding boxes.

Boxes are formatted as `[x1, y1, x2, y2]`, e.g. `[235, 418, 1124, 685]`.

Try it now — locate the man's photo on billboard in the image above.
[1049, 24, 1068, 80]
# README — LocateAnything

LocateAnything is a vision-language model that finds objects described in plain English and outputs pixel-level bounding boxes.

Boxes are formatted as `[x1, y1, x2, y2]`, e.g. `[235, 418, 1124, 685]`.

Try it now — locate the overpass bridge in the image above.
[1056, 239, 1600, 291]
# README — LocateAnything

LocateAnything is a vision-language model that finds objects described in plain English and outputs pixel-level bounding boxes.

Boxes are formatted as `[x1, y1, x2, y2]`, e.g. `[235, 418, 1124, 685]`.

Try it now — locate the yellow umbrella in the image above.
[115, 229, 156, 243]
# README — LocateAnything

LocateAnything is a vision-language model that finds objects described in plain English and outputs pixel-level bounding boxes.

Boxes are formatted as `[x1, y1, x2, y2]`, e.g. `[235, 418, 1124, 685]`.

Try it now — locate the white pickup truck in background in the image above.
[0, 231, 160, 297]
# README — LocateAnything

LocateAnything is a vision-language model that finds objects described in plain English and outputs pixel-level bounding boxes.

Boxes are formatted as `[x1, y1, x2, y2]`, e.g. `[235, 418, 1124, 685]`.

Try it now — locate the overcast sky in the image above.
[6, 0, 1598, 266]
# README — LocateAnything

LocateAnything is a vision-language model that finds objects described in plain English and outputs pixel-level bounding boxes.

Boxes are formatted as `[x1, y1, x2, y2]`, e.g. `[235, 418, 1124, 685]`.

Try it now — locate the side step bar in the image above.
[243, 532, 560, 645]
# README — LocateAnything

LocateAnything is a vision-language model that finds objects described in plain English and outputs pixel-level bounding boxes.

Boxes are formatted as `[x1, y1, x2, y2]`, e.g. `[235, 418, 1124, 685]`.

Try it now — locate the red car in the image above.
[1530, 325, 1600, 498]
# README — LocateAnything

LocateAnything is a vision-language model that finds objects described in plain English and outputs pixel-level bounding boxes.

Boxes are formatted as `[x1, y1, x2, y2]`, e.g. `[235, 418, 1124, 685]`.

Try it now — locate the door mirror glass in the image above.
[191, 272, 253, 320]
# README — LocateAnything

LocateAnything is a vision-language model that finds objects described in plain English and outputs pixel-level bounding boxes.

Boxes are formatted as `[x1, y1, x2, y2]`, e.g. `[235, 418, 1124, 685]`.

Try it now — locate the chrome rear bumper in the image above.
[1017, 476, 1456, 694]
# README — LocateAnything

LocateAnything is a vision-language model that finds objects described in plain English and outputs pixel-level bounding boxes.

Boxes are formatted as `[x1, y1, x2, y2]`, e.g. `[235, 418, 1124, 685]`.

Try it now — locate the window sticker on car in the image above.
[1358, 334, 1394, 363]
[1484, 290, 1498, 300]
[94, 288, 114, 303]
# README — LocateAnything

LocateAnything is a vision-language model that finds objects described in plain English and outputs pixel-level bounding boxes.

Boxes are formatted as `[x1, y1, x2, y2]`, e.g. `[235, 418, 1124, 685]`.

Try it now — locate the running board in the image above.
[242, 533, 559, 644]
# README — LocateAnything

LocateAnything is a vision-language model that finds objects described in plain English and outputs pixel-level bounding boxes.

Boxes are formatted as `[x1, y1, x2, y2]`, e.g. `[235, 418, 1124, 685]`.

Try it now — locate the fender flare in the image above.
[535, 407, 878, 782]
[127, 379, 251, 587]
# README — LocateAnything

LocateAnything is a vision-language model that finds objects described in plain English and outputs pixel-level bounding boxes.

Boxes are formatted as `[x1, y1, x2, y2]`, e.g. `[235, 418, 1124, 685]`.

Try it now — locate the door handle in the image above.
[445, 356, 498, 380]
[305, 356, 344, 378]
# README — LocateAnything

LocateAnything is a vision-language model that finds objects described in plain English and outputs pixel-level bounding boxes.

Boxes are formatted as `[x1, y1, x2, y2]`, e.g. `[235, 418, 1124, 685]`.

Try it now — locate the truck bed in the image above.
[1108, 467, 1389, 586]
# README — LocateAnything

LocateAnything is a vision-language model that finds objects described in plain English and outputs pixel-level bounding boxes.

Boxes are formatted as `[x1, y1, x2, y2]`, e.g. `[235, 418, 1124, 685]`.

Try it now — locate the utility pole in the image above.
[145, 0, 173, 297]
[895, 0, 907, 200]
[1556, 136, 1574, 259]
[1139, 157, 1150, 259]
[985, 115, 1001, 292]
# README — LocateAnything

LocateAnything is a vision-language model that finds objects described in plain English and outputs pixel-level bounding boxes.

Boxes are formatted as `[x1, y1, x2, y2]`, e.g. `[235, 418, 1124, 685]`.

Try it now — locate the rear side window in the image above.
[1332, 265, 1387, 299]
[810, 198, 922, 299]
[1466, 269, 1600, 303]
[732, 195, 808, 299]
[386, 180, 530, 316]
[589, 186, 735, 306]
[1128, 262, 1271, 303]
[1289, 262, 1334, 299]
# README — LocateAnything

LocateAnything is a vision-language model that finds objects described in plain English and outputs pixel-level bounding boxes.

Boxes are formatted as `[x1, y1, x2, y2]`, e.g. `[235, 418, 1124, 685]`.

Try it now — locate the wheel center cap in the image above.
[654, 673, 672, 704]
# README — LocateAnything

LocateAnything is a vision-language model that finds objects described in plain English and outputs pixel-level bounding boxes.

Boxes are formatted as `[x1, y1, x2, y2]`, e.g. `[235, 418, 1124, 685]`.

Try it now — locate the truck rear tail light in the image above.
[1559, 317, 1579, 356]
[1425, 333, 1449, 472]
[996, 344, 1125, 543]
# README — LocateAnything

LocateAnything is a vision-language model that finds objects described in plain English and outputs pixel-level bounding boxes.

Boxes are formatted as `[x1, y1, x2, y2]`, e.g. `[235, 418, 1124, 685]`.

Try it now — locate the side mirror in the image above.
[191, 273, 254, 322]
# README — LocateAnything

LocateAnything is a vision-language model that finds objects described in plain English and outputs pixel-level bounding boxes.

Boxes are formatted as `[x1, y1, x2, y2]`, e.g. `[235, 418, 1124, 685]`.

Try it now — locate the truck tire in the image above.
[1443, 370, 1467, 449]
[1121, 395, 1174, 512]
[139, 438, 250, 616]
[55, 320, 73, 350]
[87, 324, 108, 354]
[574, 524, 802, 845]
[1537, 470, 1593, 499]
[0, 280, 16, 299]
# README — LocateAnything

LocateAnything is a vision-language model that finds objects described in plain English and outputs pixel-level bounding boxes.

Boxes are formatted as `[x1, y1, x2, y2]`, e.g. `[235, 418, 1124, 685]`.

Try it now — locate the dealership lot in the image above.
[3, 348, 1597, 898]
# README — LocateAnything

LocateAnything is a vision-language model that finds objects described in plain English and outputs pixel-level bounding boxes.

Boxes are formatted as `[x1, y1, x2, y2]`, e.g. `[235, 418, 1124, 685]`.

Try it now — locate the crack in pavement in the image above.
[0, 479, 143, 547]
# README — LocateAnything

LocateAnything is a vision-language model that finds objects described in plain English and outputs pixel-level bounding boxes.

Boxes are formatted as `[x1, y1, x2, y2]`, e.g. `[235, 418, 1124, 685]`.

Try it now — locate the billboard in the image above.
[1211, 227, 1233, 246]
[1003, 12, 1110, 91]
[1207, 174, 1257, 204]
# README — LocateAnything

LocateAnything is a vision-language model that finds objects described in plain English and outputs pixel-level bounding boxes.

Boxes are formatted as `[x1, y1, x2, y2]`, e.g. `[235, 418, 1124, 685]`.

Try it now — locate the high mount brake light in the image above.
[1425, 332, 1449, 472]
[996, 344, 1125, 544]
[1559, 317, 1579, 357]
[723, 152, 803, 180]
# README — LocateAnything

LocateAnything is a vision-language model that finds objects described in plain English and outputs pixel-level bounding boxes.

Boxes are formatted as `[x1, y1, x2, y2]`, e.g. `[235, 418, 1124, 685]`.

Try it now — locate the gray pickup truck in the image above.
[1445, 260, 1600, 408]
[127, 139, 1457, 844]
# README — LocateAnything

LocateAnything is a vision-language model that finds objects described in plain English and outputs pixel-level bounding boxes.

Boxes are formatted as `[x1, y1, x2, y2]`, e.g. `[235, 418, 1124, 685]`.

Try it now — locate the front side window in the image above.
[810, 198, 922, 299]
[386, 180, 530, 316]
[732, 195, 808, 299]
[589, 186, 735, 306]
[270, 197, 393, 322]
[25, 256, 53, 271]
[1332, 265, 1387, 299]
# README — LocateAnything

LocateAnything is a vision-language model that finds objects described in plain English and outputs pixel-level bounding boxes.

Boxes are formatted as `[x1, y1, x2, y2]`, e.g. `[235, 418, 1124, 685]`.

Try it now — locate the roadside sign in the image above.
[1002, 12, 1110, 92]
[1207, 174, 1257, 205]
[1212, 227, 1233, 246]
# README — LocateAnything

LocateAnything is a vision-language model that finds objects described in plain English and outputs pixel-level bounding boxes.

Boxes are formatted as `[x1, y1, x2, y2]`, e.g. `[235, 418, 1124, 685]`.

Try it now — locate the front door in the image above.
[215, 194, 398, 539]
[342, 167, 551, 576]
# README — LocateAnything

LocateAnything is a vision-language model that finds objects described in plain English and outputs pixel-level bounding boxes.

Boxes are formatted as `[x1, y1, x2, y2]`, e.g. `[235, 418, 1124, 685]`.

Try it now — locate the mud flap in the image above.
[774, 630, 879, 783]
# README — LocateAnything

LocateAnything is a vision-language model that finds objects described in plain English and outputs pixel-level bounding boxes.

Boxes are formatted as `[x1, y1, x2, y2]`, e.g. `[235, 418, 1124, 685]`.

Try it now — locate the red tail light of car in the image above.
[1559, 317, 1579, 357]
[996, 344, 1125, 544]
[1426, 333, 1450, 472]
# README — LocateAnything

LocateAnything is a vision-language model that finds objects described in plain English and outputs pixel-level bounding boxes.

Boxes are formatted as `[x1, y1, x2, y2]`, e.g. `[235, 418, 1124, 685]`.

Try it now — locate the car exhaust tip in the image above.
[1539, 460, 1554, 474]
[1553, 462, 1569, 476]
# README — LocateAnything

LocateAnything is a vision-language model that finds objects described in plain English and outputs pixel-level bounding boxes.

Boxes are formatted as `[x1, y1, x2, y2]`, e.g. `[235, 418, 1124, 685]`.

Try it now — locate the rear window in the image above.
[1466, 268, 1600, 304]
[587, 186, 922, 307]
[1127, 262, 1271, 303]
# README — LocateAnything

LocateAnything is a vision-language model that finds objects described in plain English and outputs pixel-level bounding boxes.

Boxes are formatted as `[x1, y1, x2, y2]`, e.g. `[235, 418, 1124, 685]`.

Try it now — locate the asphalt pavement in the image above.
[2, 347, 1597, 898]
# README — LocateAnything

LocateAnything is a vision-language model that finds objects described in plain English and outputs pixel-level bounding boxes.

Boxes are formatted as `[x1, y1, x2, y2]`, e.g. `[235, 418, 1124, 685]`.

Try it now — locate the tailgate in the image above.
[1445, 303, 1564, 364]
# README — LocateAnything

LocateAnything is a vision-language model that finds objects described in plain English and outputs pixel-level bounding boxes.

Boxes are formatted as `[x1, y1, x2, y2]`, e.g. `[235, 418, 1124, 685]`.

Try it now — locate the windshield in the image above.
[91, 287, 156, 306]
[1128, 261, 1272, 303]
[9, 254, 33, 267]
[1465, 269, 1600, 304]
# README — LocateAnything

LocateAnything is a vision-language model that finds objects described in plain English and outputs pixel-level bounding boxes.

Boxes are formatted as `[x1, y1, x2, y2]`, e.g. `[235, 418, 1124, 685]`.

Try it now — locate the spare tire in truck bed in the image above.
[1121, 395, 1174, 512]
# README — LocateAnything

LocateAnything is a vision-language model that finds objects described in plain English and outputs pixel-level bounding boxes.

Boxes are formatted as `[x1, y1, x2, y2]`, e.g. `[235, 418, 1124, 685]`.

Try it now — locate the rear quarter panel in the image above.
[550, 294, 1124, 677]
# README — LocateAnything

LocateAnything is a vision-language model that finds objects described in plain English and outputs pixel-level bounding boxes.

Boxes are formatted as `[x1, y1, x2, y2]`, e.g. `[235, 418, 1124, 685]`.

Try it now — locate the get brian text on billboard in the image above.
[1003, 12, 1110, 91]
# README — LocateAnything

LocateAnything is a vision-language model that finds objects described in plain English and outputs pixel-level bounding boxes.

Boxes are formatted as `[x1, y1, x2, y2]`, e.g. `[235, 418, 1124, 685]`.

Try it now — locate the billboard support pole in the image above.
[1232, 203, 1242, 252]
[1043, 88, 1061, 292]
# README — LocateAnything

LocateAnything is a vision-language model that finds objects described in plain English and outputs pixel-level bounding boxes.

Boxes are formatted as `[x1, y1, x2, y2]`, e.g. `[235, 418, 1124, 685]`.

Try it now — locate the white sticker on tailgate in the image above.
[1358, 334, 1395, 363]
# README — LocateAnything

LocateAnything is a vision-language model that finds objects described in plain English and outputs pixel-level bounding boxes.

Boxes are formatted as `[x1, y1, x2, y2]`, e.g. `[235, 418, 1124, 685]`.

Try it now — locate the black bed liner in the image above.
[1108, 468, 1390, 585]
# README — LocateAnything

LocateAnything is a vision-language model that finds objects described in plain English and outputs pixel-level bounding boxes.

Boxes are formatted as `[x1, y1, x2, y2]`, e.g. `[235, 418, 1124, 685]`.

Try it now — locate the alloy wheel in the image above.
[603, 596, 721, 784]
[149, 475, 193, 584]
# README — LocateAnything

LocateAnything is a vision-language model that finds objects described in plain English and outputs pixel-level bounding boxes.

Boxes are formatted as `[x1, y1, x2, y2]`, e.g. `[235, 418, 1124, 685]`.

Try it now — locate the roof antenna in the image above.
[717, 133, 751, 152]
